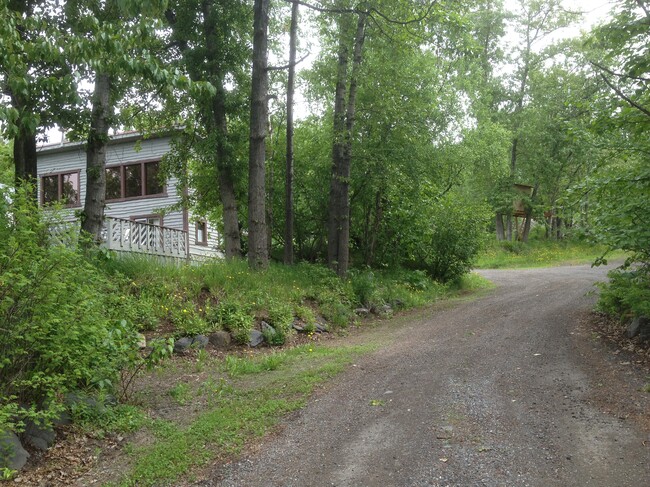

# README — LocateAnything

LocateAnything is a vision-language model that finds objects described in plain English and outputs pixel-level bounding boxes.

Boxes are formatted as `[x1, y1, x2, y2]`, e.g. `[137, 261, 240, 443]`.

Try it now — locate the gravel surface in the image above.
[199, 265, 650, 487]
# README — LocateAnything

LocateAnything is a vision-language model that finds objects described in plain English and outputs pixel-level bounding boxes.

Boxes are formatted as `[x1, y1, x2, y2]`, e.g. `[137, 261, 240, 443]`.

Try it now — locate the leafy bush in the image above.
[209, 300, 254, 344]
[409, 197, 490, 282]
[265, 301, 294, 345]
[597, 265, 650, 319]
[0, 186, 141, 432]
[349, 269, 380, 307]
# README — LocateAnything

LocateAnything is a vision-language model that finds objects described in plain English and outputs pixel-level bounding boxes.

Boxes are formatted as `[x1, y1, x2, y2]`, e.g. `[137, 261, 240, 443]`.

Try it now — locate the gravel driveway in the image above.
[203, 264, 650, 487]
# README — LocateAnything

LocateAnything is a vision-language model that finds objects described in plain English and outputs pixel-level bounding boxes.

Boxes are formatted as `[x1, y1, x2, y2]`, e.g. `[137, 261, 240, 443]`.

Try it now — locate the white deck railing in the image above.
[103, 217, 189, 259]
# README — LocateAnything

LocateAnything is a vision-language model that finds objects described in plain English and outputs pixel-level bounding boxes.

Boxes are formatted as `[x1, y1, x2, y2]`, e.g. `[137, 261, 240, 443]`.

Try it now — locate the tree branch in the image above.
[267, 52, 310, 71]
[591, 62, 650, 119]
[590, 59, 650, 83]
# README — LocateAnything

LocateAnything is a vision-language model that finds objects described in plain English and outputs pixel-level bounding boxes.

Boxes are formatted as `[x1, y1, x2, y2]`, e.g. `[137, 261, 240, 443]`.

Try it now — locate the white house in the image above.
[36, 132, 223, 260]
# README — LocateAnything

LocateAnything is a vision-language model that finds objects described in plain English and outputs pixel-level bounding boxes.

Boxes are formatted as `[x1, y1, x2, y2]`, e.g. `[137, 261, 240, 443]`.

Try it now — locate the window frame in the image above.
[130, 214, 164, 227]
[40, 170, 81, 207]
[195, 220, 208, 246]
[105, 159, 166, 202]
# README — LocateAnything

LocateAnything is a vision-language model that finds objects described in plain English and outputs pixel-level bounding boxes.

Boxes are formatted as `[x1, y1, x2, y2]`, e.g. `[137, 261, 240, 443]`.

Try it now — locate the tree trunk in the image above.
[520, 184, 538, 243]
[81, 72, 112, 244]
[248, 0, 270, 269]
[506, 214, 513, 241]
[495, 212, 505, 240]
[13, 128, 37, 188]
[213, 85, 242, 259]
[283, 0, 299, 265]
[12, 90, 38, 192]
[327, 16, 350, 273]
[327, 13, 366, 277]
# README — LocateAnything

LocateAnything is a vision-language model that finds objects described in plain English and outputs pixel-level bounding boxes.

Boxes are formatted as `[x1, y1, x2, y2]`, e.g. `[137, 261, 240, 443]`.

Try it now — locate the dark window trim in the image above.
[105, 159, 167, 202]
[195, 220, 208, 246]
[40, 169, 81, 207]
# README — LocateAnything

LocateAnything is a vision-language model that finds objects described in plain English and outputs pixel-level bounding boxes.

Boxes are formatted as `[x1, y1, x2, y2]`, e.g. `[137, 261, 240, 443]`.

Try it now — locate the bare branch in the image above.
[267, 52, 310, 71]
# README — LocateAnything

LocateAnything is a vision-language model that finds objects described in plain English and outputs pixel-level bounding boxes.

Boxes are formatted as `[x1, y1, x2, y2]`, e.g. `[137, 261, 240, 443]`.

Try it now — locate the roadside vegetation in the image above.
[0, 187, 490, 483]
[476, 238, 626, 270]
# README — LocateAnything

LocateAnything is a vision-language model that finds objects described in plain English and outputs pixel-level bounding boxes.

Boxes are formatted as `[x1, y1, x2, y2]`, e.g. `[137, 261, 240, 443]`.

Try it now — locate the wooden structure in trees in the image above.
[512, 183, 534, 217]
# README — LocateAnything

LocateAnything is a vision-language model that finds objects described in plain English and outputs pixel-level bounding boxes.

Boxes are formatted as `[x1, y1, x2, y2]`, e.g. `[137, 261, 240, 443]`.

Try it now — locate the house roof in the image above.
[37, 130, 175, 156]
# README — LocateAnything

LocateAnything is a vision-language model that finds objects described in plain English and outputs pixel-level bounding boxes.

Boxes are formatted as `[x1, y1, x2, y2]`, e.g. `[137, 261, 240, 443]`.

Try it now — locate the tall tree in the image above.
[283, 0, 300, 265]
[248, 0, 271, 269]
[327, 10, 367, 276]
[164, 0, 251, 259]
[0, 0, 78, 190]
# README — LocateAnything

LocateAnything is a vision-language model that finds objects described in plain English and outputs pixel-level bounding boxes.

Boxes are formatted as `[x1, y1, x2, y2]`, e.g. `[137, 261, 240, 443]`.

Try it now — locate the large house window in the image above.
[106, 160, 164, 201]
[41, 171, 80, 206]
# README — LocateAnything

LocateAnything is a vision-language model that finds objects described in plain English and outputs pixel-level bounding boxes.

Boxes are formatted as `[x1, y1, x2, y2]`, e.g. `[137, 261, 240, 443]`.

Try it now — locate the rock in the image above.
[208, 331, 231, 348]
[261, 321, 276, 336]
[627, 316, 650, 339]
[23, 420, 55, 451]
[315, 322, 329, 333]
[380, 304, 393, 315]
[292, 322, 305, 332]
[249, 329, 264, 347]
[173, 336, 193, 354]
[354, 308, 370, 316]
[136, 333, 147, 349]
[192, 334, 209, 349]
[0, 430, 29, 471]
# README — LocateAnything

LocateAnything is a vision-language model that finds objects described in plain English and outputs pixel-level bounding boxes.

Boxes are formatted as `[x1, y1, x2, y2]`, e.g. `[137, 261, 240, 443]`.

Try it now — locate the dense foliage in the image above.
[0, 187, 139, 432]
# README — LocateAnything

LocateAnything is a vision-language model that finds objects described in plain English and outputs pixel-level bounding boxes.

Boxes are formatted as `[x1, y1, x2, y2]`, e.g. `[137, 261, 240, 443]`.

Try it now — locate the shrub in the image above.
[408, 197, 490, 283]
[265, 301, 294, 345]
[209, 300, 254, 344]
[597, 264, 650, 319]
[0, 186, 141, 432]
[349, 269, 380, 307]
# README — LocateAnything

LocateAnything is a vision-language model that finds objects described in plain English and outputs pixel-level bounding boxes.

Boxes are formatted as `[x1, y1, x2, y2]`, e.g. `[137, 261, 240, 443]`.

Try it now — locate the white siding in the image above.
[37, 136, 183, 229]
[37, 134, 223, 260]
[188, 215, 224, 260]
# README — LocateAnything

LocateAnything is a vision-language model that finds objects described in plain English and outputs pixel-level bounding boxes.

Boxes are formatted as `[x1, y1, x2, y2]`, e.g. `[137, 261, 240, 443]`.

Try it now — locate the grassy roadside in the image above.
[6, 260, 491, 486]
[97, 272, 491, 487]
[475, 239, 626, 269]
[109, 343, 374, 487]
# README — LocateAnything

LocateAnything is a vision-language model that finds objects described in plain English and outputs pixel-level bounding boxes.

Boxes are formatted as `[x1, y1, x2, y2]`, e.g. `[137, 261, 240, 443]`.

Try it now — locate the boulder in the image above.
[261, 321, 276, 336]
[627, 316, 650, 339]
[354, 308, 370, 316]
[192, 335, 209, 349]
[292, 322, 304, 332]
[0, 430, 29, 471]
[23, 420, 55, 451]
[173, 336, 193, 354]
[249, 330, 264, 347]
[315, 322, 329, 333]
[136, 333, 147, 349]
[208, 331, 231, 348]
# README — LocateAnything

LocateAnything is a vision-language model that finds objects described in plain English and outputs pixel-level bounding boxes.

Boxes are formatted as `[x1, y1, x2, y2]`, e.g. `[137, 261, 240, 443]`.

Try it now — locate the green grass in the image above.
[109, 344, 373, 487]
[475, 239, 626, 269]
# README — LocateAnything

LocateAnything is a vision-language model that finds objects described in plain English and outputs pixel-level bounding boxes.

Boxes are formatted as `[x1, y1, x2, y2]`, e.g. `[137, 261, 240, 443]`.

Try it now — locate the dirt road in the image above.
[206, 265, 650, 486]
